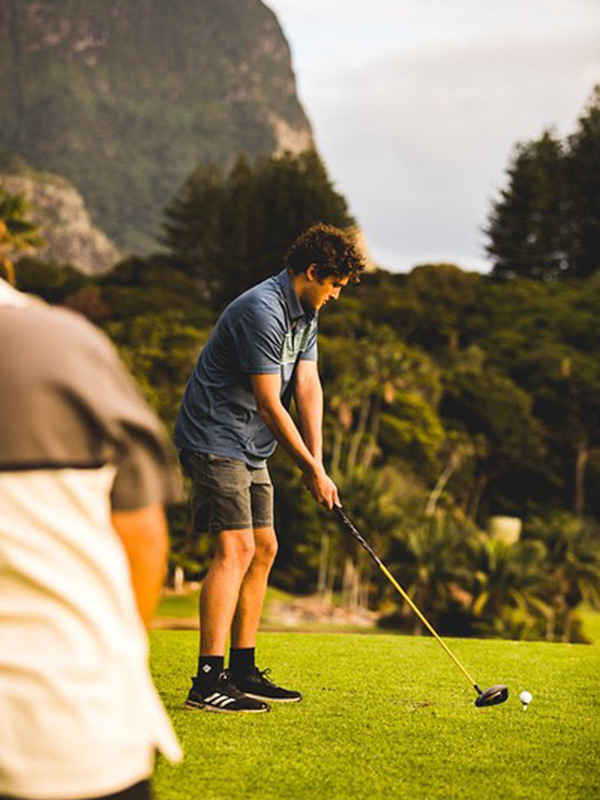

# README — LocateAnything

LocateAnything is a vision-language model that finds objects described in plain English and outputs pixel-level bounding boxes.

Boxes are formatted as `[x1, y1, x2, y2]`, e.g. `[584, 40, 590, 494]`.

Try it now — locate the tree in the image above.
[319, 324, 443, 481]
[469, 538, 547, 639]
[468, 278, 600, 517]
[566, 85, 600, 278]
[399, 515, 473, 635]
[524, 514, 600, 642]
[160, 149, 355, 308]
[440, 354, 546, 520]
[392, 264, 481, 355]
[159, 162, 226, 301]
[486, 132, 569, 281]
[486, 86, 600, 282]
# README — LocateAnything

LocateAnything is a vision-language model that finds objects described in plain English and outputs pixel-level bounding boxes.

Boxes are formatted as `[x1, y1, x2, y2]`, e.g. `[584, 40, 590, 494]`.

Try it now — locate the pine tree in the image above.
[160, 162, 225, 299]
[160, 149, 355, 307]
[566, 85, 600, 278]
[486, 132, 569, 281]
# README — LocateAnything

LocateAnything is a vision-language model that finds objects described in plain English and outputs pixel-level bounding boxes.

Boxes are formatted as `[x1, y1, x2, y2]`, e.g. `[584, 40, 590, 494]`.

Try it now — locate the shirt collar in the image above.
[276, 268, 316, 322]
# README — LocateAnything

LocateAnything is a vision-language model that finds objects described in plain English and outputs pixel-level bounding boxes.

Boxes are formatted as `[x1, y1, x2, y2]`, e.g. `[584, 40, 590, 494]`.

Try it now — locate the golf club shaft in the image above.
[375, 559, 477, 688]
[334, 507, 478, 690]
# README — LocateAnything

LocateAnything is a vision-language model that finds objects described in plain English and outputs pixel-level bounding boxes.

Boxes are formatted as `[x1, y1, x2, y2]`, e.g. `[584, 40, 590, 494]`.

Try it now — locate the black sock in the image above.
[197, 655, 224, 687]
[229, 647, 256, 677]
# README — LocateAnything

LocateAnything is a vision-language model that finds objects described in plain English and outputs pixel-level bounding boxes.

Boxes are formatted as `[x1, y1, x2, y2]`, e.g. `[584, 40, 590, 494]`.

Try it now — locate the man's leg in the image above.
[200, 528, 256, 656]
[228, 527, 302, 703]
[181, 451, 270, 712]
[186, 528, 269, 713]
[230, 526, 277, 648]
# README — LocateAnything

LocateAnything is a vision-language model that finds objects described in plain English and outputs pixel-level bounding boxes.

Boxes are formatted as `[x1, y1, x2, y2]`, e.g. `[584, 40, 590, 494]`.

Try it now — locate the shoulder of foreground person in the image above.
[0, 298, 182, 509]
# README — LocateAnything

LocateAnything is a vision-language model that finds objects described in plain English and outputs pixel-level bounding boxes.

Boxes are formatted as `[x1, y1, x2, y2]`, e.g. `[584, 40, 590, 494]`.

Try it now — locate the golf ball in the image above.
[519, 690, 532, 706]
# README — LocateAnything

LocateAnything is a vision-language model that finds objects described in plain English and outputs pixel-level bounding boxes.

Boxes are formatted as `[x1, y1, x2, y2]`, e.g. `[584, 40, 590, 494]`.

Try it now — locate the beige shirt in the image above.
[0, 280, 182, 799]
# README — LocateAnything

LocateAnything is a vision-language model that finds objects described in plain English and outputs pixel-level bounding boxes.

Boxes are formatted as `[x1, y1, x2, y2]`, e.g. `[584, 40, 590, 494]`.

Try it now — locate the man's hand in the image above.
[302, 464, 340, 510]
[251, 373, 340, 509]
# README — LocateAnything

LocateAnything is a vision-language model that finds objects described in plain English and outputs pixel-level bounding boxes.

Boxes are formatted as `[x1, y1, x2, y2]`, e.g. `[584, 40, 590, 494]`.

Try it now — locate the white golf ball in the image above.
[520, 690, 532, 705]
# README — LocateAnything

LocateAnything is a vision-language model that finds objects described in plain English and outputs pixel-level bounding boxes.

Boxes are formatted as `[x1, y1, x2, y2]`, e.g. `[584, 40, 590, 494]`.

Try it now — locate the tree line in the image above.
[486, 85, 600, 281]
[4, 86, 600, 643]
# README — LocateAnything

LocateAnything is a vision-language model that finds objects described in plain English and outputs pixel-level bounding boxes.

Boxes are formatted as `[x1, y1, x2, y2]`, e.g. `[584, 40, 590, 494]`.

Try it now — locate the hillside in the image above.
[0, 0, 313, 253]
[1, 158, 119, 273]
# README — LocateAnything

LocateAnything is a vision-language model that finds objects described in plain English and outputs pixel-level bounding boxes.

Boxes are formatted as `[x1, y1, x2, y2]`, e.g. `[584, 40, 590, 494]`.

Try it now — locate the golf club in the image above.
[333, 506, 508, 708]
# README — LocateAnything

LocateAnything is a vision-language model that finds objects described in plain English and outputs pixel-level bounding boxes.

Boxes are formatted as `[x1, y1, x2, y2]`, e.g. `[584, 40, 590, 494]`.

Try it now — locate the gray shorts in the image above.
[179, 450, 274, 534]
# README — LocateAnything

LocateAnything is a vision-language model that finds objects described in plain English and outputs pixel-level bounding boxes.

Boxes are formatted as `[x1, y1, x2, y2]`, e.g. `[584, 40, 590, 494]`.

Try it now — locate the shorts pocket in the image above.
[204, 454, 249, 494]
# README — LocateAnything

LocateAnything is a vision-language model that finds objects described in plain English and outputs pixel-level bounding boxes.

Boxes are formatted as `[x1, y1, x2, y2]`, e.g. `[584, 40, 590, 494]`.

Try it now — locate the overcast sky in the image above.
[265, 0, 600, 272]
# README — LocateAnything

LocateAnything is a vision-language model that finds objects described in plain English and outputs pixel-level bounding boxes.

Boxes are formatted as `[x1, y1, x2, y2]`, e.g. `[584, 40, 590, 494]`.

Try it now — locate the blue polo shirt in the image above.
[174, 269, 318, 467]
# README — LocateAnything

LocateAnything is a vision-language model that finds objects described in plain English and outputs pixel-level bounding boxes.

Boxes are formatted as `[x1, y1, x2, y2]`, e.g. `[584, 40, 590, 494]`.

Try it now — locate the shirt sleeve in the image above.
[231, 303, 285, 374]
[88, 333, 181, 511]
[105, 374, 181, 511]
[0, 302, 180, 512]
[53, 310, 180, 511]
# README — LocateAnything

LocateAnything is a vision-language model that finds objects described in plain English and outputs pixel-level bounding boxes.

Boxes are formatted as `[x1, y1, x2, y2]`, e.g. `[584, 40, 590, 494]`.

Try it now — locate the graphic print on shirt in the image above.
[281, 319, 316, 365]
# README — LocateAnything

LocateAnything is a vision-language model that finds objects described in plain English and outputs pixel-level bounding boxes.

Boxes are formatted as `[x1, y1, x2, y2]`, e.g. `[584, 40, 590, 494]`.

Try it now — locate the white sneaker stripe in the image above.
[204, 693, 221, 703]
[219, 697, 237, 707]
[218, 696, 234, 706]
[212, 696, 228, 706]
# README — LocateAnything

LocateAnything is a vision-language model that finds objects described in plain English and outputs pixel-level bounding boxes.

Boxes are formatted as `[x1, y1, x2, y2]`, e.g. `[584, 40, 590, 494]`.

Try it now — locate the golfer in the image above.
[175, 223, 365, 713]
[0, 277, 182, 799]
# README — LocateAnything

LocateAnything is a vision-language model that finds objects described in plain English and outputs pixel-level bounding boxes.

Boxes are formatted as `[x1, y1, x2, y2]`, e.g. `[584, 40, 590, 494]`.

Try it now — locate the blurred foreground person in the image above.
[0, 277, 182, 800]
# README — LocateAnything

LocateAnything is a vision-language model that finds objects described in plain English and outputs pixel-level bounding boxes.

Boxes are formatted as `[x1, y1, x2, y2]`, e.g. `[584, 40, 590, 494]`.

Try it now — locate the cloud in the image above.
[267, 0, 600, 270]
[308, 28, 600, 269]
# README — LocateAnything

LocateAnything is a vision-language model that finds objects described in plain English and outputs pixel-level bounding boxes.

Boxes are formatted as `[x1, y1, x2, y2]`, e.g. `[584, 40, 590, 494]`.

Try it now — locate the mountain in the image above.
[0, 0, 314, 253]
[1, 158, 120, 273]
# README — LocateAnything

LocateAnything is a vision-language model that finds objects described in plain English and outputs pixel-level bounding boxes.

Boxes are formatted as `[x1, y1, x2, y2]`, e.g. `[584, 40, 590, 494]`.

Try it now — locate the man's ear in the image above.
[306, 263, 318, 282]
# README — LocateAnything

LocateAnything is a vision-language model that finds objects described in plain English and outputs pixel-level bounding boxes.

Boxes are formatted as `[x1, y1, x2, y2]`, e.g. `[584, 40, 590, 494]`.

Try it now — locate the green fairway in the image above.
[150, 631, 600, 800]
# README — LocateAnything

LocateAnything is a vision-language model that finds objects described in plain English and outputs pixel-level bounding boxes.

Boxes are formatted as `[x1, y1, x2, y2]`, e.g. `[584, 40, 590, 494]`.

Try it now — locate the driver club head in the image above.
[475, 684, 509, 707]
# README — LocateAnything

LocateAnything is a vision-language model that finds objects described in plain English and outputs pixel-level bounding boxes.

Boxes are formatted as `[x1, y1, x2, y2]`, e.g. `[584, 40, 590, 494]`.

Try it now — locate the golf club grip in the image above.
[333, 506, 379, 561]
[333, 506, 478, 689]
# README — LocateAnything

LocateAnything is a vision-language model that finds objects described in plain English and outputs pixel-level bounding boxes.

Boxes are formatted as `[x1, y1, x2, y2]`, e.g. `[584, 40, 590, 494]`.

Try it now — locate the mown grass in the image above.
[150, 631, 600, 800]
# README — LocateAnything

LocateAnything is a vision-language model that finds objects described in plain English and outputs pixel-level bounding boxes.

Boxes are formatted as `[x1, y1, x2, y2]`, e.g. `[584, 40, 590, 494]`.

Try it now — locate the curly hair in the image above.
[284, 223, 366, 283]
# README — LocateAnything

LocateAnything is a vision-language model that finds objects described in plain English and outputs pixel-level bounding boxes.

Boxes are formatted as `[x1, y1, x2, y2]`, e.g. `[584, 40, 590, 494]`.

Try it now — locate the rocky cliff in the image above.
[0, 0, 314, 253]
[1, 167, 120, 274]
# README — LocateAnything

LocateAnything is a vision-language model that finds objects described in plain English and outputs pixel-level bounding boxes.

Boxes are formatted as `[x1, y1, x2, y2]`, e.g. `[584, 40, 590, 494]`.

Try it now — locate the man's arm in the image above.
[293, 359, 323, 464]
[251, 372, 338, 509]
[111, 504, 169, 627]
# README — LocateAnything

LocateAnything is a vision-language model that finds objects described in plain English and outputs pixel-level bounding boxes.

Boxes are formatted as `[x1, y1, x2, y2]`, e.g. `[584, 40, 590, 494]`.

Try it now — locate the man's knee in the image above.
[253, 527, 278, 566]
[215, 529, 256, 573]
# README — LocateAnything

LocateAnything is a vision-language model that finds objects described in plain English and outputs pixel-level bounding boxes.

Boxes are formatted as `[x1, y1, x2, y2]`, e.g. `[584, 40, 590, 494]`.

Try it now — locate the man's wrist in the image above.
[303, 458, 325, 479]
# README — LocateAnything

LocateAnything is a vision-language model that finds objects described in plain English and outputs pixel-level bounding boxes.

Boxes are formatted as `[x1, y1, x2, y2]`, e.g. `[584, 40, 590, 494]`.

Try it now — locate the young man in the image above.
[0, 278, 182, 799]
[175, 223, 365, 713]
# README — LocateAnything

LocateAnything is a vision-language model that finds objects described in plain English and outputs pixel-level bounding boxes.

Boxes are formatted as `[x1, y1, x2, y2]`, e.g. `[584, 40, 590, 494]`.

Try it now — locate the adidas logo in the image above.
[204, 692, 237, 708]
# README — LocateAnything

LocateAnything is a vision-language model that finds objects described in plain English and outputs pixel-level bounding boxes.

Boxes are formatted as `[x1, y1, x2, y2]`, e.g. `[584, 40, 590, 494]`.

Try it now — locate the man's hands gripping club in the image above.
[301, 464, 339, 509]
[251, 369, 340, 510]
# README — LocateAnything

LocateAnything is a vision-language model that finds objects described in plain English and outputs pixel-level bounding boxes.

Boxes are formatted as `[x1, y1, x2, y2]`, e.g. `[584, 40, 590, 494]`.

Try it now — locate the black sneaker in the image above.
[230, 667, 302, 703]
[184, 670, 270, 713]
